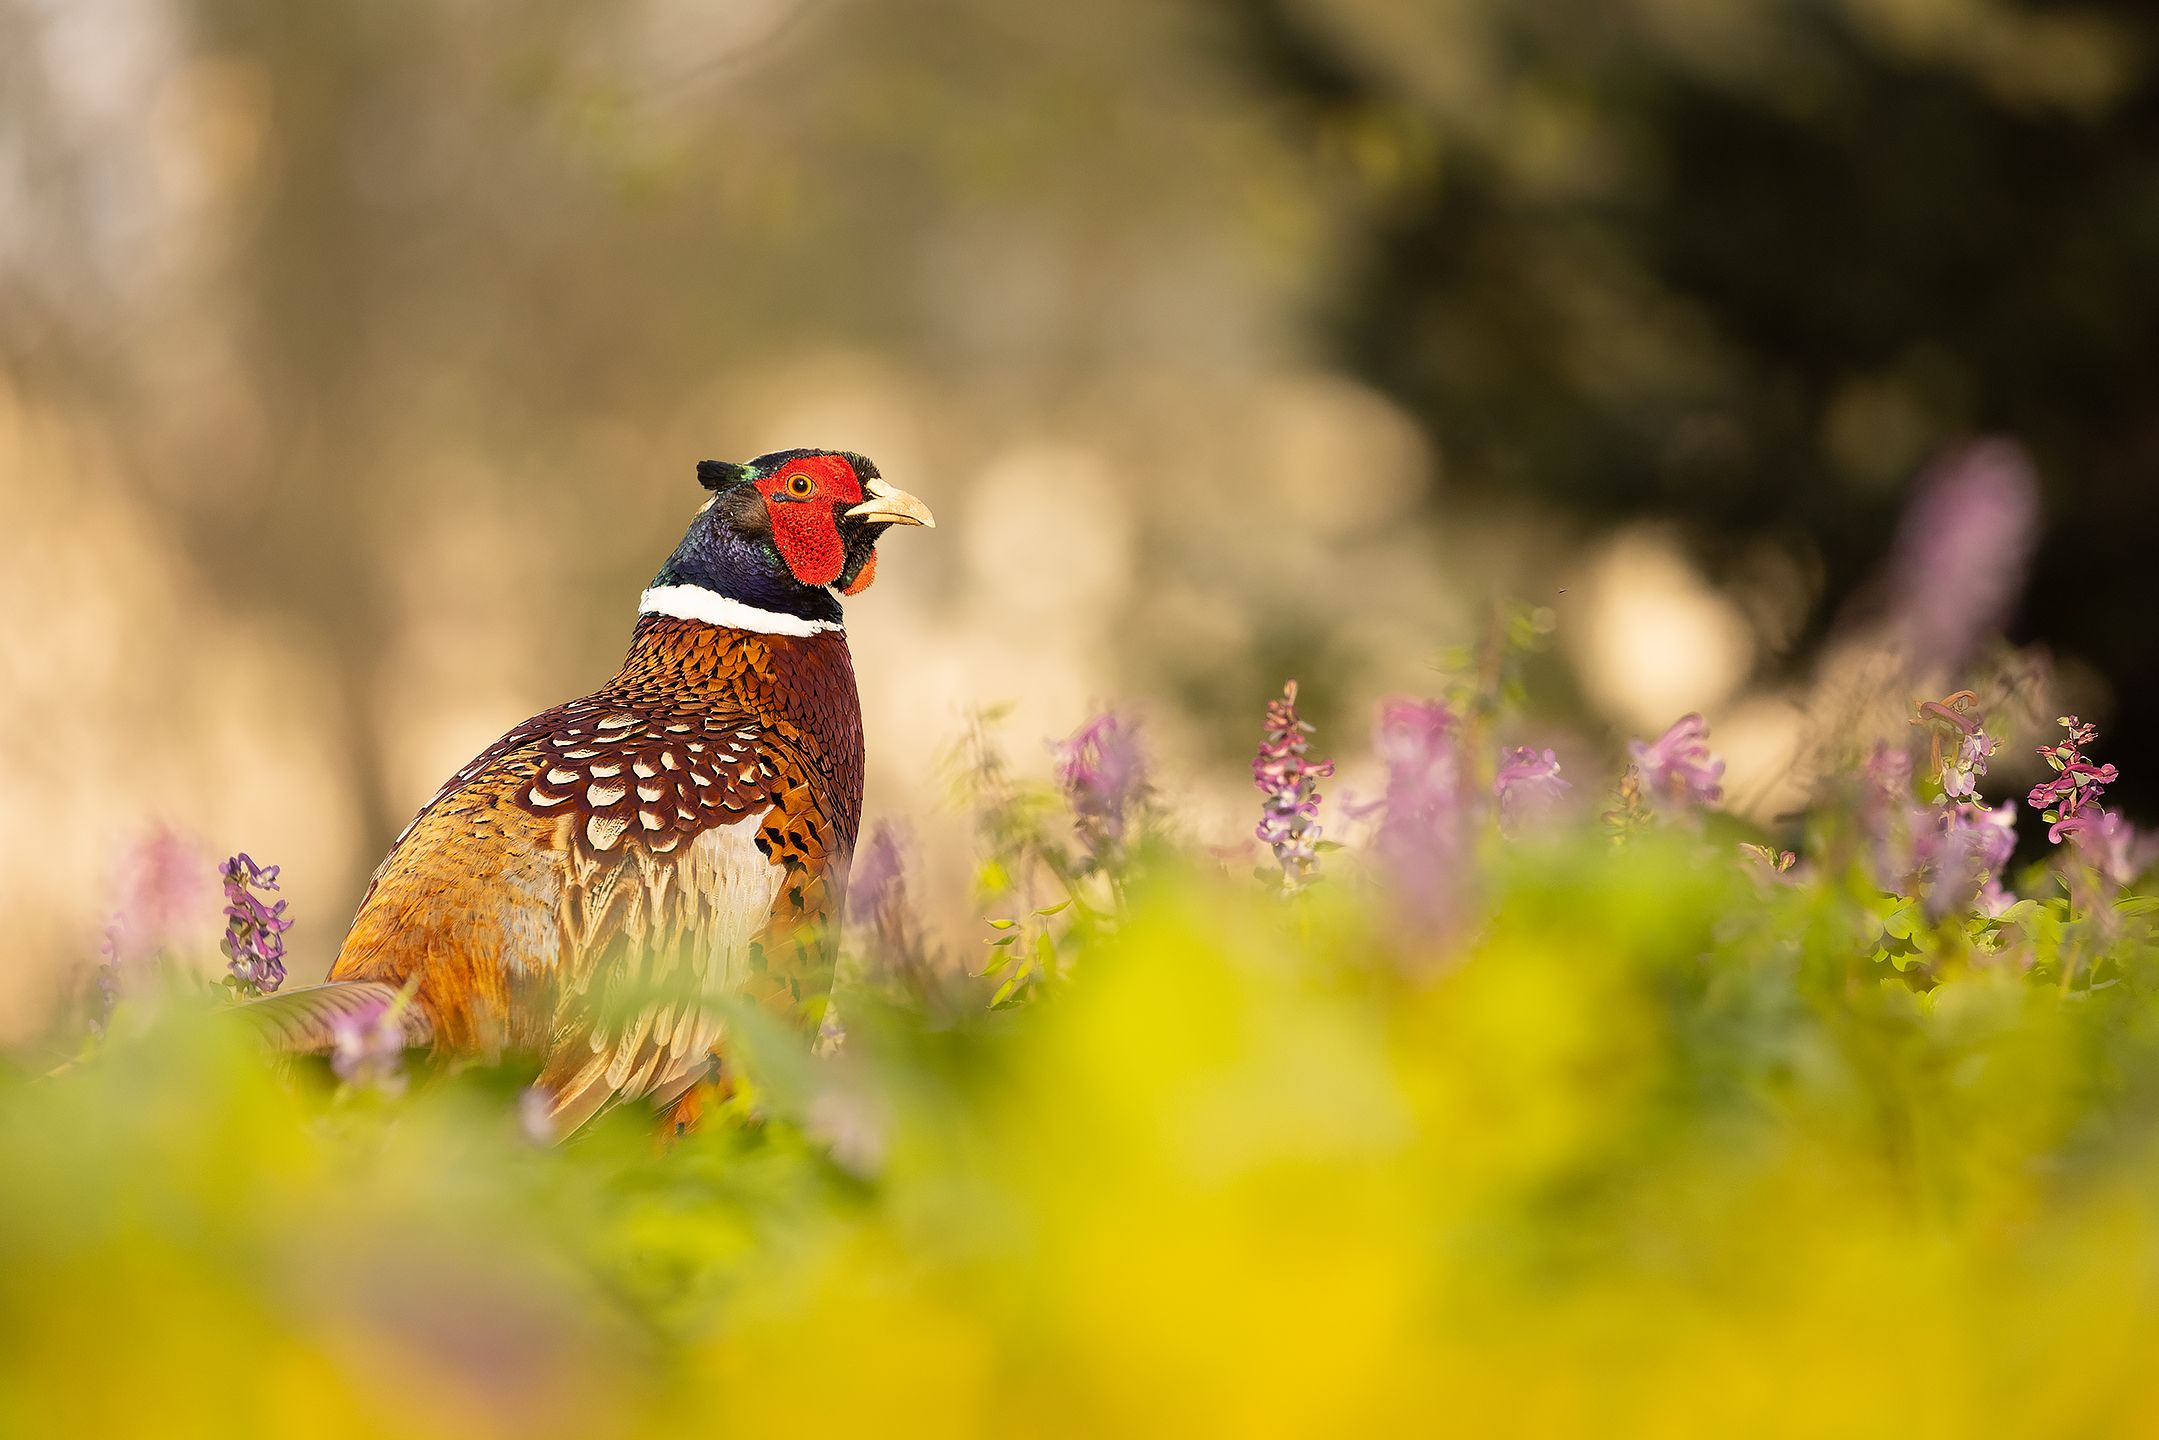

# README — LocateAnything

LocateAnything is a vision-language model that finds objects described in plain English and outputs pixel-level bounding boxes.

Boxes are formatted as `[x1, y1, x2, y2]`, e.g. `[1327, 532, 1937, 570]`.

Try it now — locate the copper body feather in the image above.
[327, 615, 864, 1132]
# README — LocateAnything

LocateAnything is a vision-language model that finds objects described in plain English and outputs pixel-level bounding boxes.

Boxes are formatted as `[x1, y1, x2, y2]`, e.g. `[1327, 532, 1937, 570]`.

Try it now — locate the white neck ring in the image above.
[637, 585, 843, 636]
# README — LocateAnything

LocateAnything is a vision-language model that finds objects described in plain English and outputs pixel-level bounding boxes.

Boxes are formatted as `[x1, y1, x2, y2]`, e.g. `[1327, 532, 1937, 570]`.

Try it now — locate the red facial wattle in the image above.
[768, 503, 846, 586]
[756, 455, 865, 587]
[839, 549, 878, 595]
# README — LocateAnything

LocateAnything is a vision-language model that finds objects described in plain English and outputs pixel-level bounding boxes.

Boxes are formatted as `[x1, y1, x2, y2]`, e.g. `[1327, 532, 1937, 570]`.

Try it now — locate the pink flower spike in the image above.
[1495, 746, 1571, 835]
[218, 852, 292, 996]
[1372, 700, 1466, 926]
[2029, 715, 2119, 841]
[1052, 710, 1149, 863]
[329, 995, 408, 1097]
[1917, 802, 2016, 923]
[1253, 682, 1336, 889]
[1886, 439, 2039, 673]
[1627, 714, 1726, 814]
[2052, 810, 2151, 888]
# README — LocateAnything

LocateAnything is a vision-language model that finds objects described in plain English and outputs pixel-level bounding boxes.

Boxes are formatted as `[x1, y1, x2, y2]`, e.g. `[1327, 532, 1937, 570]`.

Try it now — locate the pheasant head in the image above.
[642, 450, 935, 632]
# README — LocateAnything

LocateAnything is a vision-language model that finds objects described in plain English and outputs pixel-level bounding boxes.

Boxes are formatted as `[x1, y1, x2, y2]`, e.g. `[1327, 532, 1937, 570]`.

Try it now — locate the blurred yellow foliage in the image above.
[12, 837, 2159, 1436]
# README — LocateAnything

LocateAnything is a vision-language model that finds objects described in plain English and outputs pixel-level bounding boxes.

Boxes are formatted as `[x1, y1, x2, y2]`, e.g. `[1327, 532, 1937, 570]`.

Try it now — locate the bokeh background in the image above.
[4, 0, 2154, 1036]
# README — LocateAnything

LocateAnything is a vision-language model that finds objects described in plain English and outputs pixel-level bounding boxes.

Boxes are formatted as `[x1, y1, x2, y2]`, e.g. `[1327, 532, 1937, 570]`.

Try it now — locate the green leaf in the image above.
[989, 957, 1035, 1008]
[1876, 930, 1922, 967]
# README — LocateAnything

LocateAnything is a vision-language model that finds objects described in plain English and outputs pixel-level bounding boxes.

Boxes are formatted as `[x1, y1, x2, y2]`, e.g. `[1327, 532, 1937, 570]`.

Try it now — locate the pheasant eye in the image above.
[783, 473, 815, 498]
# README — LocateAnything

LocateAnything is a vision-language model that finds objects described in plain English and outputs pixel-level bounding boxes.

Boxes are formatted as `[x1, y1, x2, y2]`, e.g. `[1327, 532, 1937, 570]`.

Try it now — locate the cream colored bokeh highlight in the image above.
[1714, 693, 1809, 823]
[374, 463, 563, 813]
[0, 383, 360, 1035]
[1567, 526, 1756, 734]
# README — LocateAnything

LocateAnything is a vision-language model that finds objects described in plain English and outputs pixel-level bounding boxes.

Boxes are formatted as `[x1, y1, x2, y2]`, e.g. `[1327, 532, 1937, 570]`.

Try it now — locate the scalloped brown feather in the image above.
[324, 616, 864, 1133]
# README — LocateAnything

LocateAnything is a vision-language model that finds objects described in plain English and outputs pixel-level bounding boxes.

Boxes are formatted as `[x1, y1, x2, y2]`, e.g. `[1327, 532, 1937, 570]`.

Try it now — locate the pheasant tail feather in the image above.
[234, 981, 436, 1054]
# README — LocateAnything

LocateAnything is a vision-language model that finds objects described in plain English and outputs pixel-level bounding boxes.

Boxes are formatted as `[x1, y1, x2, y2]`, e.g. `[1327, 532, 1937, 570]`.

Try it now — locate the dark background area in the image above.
[1229, 0, 2159, 809]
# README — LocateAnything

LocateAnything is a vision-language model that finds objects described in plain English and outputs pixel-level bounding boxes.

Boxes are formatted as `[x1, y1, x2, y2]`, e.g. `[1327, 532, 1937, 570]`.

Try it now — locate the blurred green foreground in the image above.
[10, 832, 2159, 1438]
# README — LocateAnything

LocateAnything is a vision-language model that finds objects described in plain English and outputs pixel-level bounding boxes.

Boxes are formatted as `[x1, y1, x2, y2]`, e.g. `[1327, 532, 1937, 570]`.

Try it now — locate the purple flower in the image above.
[2029, 716, 2119, 842]
[1494, 746, 1571, 835]
[2052, 809, 2151, 890]
[848, 820, 932, 986]
[1627, 714, 1726, 814]
[1940, 729, 1996, 799]
[94, 826, 215, 1025]
[1856, 743, 1926, 894]
[1863, 742, 1914, 800]
[1373, 701, 1466, 927]
[1887, 439, 2039, 673]
[1867, 697, 2027, 920]
[846, 820, 906, 958]
[1253, 681, 1336, 889]
[1913, 694, 1995, 801]
[331, 994, 408, 1096]
[219, 852, 291, 996]
[1916, 801, 2017, 923]
[1053, 710, 1149, 861]
[849, 822, 908, 928]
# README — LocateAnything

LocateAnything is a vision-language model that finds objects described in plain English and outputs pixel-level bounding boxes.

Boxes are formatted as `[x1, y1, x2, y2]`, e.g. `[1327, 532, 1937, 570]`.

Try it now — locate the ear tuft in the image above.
[696, 460, 749, 491]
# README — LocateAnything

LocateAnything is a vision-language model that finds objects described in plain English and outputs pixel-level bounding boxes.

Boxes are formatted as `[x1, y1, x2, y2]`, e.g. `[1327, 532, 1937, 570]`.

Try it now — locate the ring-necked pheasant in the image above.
[250, 451, 932, 1134]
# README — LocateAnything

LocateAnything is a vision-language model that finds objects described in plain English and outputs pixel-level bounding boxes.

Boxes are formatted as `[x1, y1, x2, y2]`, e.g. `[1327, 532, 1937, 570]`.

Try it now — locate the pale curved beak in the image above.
[845, 477, 936, 529]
